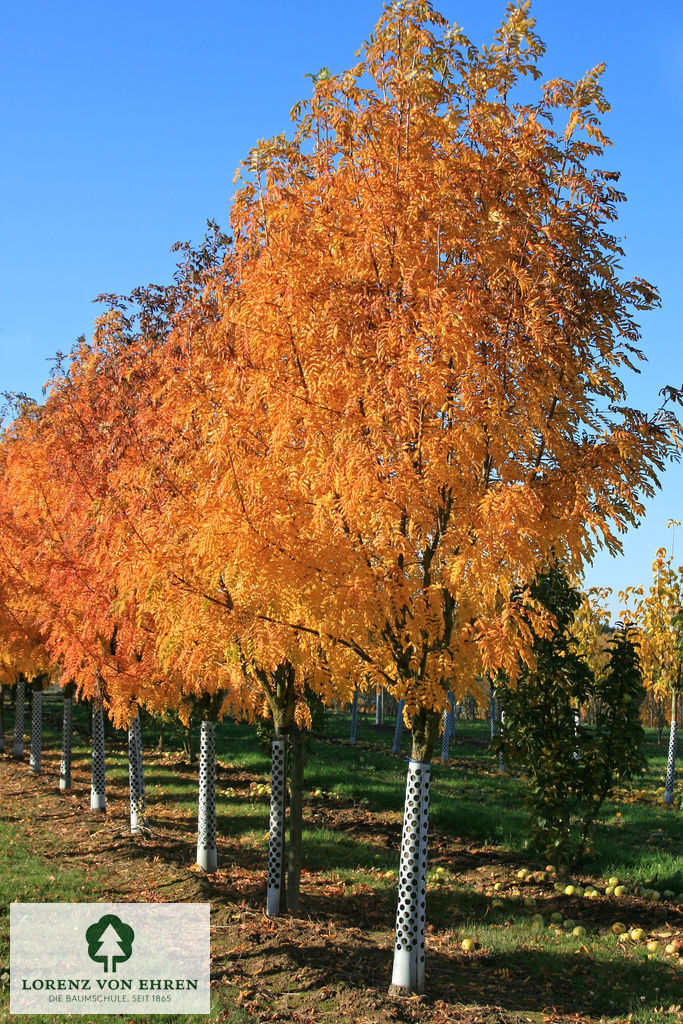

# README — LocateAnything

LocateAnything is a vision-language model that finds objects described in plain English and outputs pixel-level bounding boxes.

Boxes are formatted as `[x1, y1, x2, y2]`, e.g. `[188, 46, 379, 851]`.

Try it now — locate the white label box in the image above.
[10, 903, 210, 1015]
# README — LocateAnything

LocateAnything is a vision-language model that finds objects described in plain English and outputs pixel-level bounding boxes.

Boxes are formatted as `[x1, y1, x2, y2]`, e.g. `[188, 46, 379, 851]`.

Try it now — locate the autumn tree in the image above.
[169, 0, 681, 992]
[0, 502, 58, 764]
[621, 543, 683, 806]
[0, 367, 168, 828]
[571, 586, 612, 725]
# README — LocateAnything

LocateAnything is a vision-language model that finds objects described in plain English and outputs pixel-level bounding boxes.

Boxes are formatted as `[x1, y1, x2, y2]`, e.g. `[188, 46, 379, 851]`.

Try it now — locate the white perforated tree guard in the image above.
[573, 707, 582, 762]
[375, 687, 384, 726]
[90, 703, 106, 811]
[664, 714, 677, 805]
[30, 689, 42, 775]
[13, 677, 25, 760]
[60, 695, 73, 791]
[440, 709, 450, 763]
[350, 691, 358, 745]
[446, 691, 455, 741]
[390, 759, 431, 994]
[490, 690, 498, 742]
[392, 699, 405, 754]
[196, 720, 217, 872]
[267, 736, 287, 916]
[128, 713, 149, 834]
[440, 694, 455, 763]
[498, 704, 505, 773]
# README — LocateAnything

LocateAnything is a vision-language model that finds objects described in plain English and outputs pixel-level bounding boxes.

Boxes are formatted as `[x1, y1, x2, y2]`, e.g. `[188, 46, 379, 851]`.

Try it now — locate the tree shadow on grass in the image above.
[213, 928, 682, 1022]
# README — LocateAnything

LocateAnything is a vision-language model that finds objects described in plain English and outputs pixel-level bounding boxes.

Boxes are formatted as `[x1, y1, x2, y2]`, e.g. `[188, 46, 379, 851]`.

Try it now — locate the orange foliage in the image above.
[0, 2, 680, 749]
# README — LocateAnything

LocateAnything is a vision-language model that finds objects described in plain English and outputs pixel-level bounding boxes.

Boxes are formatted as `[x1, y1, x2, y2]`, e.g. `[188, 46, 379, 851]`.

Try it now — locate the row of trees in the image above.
[0, 0, 681, 994]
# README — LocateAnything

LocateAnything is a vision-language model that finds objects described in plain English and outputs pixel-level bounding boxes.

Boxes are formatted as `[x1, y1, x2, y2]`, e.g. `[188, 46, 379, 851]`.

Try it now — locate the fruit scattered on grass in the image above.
[611, 922, 627, 934]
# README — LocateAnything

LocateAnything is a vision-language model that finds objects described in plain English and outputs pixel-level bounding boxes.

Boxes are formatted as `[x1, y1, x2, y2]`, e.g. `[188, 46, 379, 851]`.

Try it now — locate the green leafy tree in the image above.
[497, 565, 646, 869]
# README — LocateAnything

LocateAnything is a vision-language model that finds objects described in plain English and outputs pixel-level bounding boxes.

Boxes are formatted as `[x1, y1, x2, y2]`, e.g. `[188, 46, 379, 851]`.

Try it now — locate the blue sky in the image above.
[1, 0, 681, 617]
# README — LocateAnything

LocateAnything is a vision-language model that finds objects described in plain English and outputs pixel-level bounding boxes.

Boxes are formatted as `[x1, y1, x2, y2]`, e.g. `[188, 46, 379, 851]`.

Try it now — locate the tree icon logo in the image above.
[86, 914, 135, 973]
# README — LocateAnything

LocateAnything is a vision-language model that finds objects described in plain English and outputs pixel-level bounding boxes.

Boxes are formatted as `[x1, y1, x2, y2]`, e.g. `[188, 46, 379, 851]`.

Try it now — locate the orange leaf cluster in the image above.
[0, 2, 679, 738]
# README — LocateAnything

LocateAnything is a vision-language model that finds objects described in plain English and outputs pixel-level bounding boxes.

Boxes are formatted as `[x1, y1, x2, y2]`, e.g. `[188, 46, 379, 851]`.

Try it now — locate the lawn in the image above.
[0, 693, 681, 1024]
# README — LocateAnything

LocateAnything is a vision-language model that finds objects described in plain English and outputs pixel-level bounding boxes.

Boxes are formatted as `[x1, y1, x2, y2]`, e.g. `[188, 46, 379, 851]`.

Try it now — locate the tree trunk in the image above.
[657, 698, 664, 744]
[30, 684, 43, 775]
[350, 690, 358, 745]
[389, 707, 439, 995]
[287, 725, 305, 914]
[392, 699, 405, 754]
[664, 691, 678, 806]
[13, 676, 25, 760]
[90, 701, 106, 811]
[186, 724, 196, 764]
[128, 712, 149, 835]
[260, 661, 297, 916]
[196, 720, 217, 871]
[60, 690, 74, 791]
[267, 734, 288, 915]
[0, 685, 4, 753]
